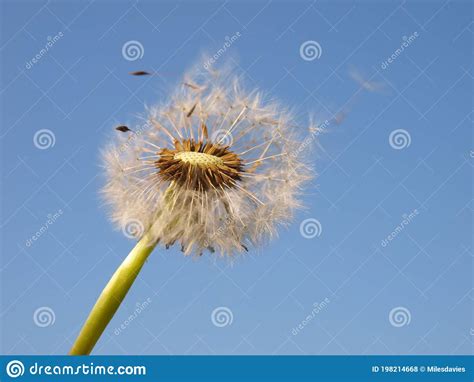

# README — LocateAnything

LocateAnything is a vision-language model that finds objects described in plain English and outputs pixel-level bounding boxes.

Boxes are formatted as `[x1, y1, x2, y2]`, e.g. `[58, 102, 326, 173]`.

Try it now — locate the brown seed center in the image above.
[155, 139, 243, 191]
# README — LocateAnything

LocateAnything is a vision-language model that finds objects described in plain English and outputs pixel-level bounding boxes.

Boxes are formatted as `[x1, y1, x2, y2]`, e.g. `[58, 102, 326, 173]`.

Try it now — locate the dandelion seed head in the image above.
[102, 62, 315, 256]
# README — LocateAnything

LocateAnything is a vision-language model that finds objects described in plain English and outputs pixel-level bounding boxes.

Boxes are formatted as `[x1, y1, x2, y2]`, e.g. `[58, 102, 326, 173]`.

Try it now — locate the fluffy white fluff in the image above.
[102, 63, 314, 256]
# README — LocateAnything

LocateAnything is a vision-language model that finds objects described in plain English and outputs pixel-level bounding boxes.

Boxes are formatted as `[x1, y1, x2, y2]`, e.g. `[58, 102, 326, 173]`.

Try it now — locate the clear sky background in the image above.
[0, 0, 472, 355]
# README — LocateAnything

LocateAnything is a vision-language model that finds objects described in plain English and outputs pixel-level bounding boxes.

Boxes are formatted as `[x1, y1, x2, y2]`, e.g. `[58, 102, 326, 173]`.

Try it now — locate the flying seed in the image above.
[130, 71, 152, 76]
[115, 126, 132, 133]
[186, 104, 197, 118]
[183, 82, 199, 90]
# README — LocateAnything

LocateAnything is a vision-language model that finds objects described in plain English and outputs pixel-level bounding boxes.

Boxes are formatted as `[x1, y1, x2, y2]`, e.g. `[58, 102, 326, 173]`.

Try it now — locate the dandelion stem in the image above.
[69, 231, 158, 355]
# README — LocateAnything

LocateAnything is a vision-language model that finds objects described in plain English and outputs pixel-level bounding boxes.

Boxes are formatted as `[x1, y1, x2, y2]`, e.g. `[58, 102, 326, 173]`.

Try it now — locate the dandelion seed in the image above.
[129, 71, 152, 76]
[115, 125, 132, 133]
[186, 103, 197, 118]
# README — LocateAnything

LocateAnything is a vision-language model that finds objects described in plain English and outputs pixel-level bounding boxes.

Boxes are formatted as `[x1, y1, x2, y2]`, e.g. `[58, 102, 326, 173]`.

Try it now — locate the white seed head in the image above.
[102, 62, 315, 256]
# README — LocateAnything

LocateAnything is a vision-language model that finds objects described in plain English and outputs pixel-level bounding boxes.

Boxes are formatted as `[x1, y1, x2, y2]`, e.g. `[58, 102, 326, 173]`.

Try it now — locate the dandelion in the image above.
[69, 62, 314, 355]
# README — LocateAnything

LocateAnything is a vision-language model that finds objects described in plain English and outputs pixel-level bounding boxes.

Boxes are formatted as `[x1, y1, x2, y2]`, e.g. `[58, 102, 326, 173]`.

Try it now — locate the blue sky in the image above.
[0, 0, 472, 355]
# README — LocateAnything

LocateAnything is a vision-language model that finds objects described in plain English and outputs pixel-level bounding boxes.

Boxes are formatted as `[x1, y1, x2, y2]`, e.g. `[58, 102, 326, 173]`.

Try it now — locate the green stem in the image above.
[69, 231, 158, 355]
